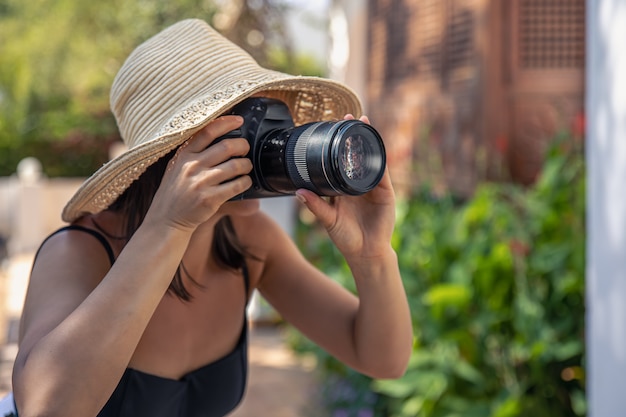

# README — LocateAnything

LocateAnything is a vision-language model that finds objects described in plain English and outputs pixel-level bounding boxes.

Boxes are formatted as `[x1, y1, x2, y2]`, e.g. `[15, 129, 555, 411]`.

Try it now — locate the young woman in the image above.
[10, 19, 413, 417]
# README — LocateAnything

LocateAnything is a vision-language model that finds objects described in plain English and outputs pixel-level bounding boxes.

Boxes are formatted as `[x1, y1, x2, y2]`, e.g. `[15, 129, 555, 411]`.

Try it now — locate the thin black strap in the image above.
[35, 225, 115, 266]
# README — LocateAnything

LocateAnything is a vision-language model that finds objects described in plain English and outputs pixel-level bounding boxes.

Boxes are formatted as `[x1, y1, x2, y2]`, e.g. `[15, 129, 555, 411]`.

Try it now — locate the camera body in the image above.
[217, 97, 386, 200]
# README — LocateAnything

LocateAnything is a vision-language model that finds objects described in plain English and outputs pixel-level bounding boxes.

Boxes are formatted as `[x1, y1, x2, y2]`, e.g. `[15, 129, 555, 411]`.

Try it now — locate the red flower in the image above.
[495, 135, 509, 156]
[572, 111, 586, 138]
[509, 239, 529, 256]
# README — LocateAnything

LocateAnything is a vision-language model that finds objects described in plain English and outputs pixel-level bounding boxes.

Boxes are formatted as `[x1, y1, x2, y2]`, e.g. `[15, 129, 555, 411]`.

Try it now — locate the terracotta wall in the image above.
[365, 0, 585, 196]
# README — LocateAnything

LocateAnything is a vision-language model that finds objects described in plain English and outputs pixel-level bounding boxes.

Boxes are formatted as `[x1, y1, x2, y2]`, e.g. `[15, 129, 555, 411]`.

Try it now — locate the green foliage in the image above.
[0, 0, 220, 176]
[266, 47, 326, 77]
[292, 137, 585, 417]
[0, 0, 324, 176]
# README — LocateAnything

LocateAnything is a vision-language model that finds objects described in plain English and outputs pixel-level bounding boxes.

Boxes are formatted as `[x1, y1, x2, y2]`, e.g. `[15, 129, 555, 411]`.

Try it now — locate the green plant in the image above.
[0, 1, 324, 177]
[291, 136, 585, 417]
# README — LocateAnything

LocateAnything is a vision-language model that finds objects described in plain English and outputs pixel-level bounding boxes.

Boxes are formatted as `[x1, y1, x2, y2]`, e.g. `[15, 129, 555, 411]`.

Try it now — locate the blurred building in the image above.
[331, 0, 585, 195]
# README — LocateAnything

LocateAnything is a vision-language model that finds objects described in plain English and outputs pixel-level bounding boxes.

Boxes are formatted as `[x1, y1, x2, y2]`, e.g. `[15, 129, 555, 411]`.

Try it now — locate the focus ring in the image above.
[286, 123, 319, 190]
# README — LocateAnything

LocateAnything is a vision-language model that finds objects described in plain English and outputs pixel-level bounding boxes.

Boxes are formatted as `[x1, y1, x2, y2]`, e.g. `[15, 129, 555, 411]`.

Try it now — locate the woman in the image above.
[10, 19, 413, 417]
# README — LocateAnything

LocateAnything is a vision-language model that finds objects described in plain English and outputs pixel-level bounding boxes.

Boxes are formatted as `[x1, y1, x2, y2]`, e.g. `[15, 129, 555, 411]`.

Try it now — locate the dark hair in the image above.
[107, 148, 251, 301]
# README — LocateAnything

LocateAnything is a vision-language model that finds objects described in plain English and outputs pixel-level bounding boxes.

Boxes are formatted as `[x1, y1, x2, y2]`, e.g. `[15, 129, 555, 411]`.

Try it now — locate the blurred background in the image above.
[0, 0, 605, 416]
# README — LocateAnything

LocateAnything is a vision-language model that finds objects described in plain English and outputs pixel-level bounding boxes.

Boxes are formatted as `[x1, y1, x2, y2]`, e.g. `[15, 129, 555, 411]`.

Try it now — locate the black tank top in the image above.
[26, 225, 249, 417]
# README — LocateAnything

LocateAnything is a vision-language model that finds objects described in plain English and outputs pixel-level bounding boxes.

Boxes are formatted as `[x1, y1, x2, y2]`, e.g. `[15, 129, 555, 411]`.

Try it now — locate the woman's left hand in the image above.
[295, 115, 396, 261]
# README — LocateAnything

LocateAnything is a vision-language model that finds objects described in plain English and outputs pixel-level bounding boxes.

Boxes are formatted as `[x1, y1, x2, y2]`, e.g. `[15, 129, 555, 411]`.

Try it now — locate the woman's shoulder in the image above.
[56, 226, 115, 257]
[229, 210, 293, 251]
[230, 209, 281, 235]
[34, 220, 118, 275]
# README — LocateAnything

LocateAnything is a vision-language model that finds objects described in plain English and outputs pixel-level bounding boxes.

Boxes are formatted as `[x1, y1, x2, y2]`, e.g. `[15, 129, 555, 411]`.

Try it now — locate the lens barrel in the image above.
[222, 98, 386, 200]
[284, 120, 385, 196]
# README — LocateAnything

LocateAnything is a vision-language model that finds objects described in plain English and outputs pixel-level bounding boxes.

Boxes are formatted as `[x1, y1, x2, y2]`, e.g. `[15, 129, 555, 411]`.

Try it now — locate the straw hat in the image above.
[62, 18, 362, 222]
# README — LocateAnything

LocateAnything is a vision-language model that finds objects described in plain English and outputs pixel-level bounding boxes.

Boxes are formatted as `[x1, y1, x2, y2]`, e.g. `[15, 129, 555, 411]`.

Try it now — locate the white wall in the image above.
[329, 0, 368, 108]
[0, 173, 83, 344]
[586, 0, 626, 416]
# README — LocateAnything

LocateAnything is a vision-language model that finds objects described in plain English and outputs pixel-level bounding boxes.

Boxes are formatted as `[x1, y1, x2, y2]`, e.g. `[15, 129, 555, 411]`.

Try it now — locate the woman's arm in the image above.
[253, 115, 413, 378]
[12, 116, 253, 417]
[13, 223, 192, 417]
[254, 210, 412, 379]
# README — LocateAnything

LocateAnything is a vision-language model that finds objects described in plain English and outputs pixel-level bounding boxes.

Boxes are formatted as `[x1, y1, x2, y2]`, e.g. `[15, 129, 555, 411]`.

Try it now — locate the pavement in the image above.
[0, 324, 320, 416]
[232, 325, 321, 417]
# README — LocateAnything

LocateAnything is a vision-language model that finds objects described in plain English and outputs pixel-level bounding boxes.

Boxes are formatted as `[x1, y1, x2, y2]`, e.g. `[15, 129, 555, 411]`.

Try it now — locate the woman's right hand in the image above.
[145, 115, 253, 232]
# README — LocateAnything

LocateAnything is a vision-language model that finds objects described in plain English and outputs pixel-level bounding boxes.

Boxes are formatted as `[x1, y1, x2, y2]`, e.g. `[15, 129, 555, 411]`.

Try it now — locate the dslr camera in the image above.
[217, 97, 386, 200]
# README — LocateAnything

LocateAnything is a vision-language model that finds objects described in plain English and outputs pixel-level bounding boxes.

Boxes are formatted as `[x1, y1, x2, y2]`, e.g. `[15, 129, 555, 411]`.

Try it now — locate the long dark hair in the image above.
[107, 148, 250, 301]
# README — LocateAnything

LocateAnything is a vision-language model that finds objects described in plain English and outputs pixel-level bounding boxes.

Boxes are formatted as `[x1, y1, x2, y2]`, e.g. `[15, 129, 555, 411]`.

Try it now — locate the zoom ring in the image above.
[286, 124, 318, 189]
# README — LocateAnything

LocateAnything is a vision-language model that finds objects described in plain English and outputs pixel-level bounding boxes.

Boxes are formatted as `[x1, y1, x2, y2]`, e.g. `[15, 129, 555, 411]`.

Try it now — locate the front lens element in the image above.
[261, 119, 386, 197]
[341, 135, 366, 181]
[333, 123, 386, 194]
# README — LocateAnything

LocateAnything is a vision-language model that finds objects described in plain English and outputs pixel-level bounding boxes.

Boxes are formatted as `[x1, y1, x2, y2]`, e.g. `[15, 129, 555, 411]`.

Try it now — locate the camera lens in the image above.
[332, 122, 386, 194]
[260, 119, 386, 196]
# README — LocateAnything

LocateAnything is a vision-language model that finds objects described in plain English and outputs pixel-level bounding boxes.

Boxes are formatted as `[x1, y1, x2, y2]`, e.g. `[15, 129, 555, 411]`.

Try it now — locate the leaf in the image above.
[452, 360, 484, 385]
[400, 396, 424, 416]
[492, 396, 521, 417]
[423, 284, 472, 308]
[529, 244, 571, 273]
[548, 340, 583, 361]
[373, 370, 448, 401]
[570, 388, 587, 416]
[373, 374, 417, 398]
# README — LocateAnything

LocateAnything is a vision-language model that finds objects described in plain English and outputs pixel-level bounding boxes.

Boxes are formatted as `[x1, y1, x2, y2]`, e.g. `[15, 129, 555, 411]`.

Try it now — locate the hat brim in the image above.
[61, 76, 362, 223]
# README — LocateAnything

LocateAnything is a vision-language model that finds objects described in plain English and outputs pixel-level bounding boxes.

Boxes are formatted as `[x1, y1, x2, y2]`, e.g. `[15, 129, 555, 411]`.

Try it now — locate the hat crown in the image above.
[110, 19, 263, 149]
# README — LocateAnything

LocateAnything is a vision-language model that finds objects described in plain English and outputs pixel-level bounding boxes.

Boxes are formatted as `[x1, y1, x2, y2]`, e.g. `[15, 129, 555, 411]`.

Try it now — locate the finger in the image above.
[377, 166, 393, 189]
[198, 138, 250, 166]
[207, 175, 253, 202]
[295, 189, 336, 229]
[187, 115, 244, 153]
[343, 114, 371, 125]
[201, 157, 253, 185]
